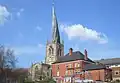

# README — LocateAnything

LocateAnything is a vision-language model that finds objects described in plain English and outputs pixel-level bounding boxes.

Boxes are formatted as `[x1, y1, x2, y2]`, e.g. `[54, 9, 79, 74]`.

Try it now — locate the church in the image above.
[28, 2, 112, 83]
[28, 2, 64, 81]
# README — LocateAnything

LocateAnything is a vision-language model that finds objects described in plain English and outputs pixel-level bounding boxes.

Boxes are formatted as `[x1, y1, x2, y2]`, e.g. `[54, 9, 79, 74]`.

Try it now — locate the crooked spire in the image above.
[52, 0, 60, 44]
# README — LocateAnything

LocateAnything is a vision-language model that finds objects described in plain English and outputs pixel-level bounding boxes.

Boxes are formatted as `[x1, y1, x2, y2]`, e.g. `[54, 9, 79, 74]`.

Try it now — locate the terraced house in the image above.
[96, 58, 120, 81]
[52, 48, 112, 83]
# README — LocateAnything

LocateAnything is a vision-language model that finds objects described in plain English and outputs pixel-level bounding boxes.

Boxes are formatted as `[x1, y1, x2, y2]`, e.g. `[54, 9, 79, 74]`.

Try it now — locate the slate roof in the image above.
[95, 58, 120, 65]
[53, 51, 95, 64]
[84, 64, 106, 71]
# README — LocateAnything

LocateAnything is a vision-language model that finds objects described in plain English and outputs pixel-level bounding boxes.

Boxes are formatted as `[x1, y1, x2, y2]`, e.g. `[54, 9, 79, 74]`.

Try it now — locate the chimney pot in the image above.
[69, 48, 73, 56]
[84, 49, 88, 60]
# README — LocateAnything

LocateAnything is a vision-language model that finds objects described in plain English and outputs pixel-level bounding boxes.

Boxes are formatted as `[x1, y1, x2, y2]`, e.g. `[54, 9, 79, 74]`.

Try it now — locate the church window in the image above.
[49, 46, 54, 55]
[35, 66, 39, 71]
[49, 48, 52, 55]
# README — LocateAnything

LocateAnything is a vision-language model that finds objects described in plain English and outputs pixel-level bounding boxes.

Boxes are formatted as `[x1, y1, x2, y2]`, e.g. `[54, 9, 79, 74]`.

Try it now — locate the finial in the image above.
[52, 0, 55, 6]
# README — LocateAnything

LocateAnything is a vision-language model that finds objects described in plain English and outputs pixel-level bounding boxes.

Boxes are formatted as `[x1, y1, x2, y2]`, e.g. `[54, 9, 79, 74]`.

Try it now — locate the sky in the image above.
[0, 0, 120, 68]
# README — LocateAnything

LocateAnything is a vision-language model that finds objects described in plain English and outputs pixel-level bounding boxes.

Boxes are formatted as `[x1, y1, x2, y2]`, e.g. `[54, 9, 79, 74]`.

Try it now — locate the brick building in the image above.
[52, 48, 112, 83]
[96, 58, 120, 81]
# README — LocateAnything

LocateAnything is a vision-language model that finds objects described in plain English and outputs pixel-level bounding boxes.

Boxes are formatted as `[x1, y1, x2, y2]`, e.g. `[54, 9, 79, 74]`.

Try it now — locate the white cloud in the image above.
[17, 8, 24, 17]
[60, 24, 108, 44]
[36, 26, 42, 31]
[0, 5, 10, 25]
[11, 44, 45, 56]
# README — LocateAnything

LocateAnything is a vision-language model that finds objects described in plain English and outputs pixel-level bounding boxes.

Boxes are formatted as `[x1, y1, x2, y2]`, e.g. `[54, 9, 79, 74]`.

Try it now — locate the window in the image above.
[49, 46, 54, 55]
[69, 64, 72, 68]
[78, 63, 80, 67]
[58, 49, 62, 56]
[49, 48, 52, 55]
[57, 65, 59, 70]
[65, 70, 68, 75]
[66, 65, 68, 69]
[75, 69, 80, 74]
[115, 71, 119, 75]
[57, 71, 59, 76]
[75, 63, 77, 67]
[69, 70, 73, 75]
[35, 66, 38, 71]
[116, 72, 119, 75]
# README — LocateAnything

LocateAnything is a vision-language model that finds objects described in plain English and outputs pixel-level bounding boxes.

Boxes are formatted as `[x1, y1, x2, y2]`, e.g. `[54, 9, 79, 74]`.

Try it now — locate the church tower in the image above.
[45, 1, 64, 65]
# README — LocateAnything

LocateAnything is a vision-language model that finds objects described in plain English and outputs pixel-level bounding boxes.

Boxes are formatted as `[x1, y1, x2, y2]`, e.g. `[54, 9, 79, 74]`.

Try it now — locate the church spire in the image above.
[52, 0, 60, 44]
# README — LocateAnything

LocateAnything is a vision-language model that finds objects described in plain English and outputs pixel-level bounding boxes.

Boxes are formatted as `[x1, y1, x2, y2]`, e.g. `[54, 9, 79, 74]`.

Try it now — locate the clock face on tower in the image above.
[48, 57, 54, 62]
[49, 57, 52, 61]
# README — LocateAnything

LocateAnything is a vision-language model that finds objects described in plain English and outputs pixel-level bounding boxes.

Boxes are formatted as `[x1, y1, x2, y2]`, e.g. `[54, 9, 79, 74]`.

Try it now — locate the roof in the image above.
[52, 2, 60, 44]
[95, 58, 120, 65]
[53, 51, 94, 64]
[84, 64, 106, 71]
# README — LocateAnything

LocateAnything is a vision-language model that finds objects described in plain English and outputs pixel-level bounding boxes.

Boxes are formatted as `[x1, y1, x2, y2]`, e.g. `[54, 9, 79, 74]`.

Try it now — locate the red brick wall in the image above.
[52, 60, 84, 77]
[52, 60, 110, 82]
[85, 69, 105, 81]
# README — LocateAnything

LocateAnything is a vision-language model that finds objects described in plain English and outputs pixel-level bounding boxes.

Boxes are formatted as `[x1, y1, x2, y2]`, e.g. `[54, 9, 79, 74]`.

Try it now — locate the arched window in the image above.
[58, 49, 61, 56]
[49, 46, 54, 55]
[35, 65, 39, 78]
[35, 66, 38, 71]
[49, 48, 52, 55]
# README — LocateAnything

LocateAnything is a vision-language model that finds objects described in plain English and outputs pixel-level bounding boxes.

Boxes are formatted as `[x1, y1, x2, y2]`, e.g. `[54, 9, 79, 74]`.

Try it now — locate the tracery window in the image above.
[58, 49, 62, 56]
[49, 46, 54, 55]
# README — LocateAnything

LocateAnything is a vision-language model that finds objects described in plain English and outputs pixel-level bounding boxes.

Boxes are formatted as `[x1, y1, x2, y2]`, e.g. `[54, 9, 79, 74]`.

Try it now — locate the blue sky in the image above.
[0, 0, 120, 67]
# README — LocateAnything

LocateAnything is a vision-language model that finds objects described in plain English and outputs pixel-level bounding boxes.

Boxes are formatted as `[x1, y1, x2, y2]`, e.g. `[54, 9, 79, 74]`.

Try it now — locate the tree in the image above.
[0, 45, 17, 83]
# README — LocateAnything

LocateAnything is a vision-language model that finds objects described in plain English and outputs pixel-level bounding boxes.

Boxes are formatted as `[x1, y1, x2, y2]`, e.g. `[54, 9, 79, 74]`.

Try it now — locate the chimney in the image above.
[84, 49, 88, 60]
[69, 48, 73, 56]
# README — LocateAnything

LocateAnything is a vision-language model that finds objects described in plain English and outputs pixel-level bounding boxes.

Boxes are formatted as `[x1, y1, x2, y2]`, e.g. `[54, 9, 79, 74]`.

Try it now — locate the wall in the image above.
[85, 69, 105, 81]
[52, 60, 113, 82]
[112, 67, 120, 81]
[52, 60, 84, 78]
